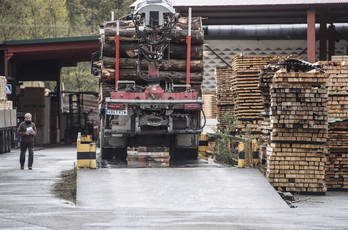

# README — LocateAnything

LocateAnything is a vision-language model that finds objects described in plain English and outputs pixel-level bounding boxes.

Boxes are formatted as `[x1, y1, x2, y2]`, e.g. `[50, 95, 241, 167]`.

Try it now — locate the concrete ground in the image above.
[0, 146, 348, 229]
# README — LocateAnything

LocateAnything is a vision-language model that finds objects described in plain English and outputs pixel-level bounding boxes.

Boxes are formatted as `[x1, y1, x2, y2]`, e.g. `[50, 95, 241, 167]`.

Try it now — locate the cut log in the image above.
[102, 42, 203, 59]
[101, 68, 203, 84]
[104, 17, 202, 31]
[104, 29, 204, 44]
[102, 56, 203, 72]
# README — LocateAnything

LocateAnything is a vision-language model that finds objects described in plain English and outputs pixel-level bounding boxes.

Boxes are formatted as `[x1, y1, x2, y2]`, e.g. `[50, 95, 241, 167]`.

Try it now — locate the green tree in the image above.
[66, 0, 134, 35]
[0, 0, 69, 42]
[61, 62, 99, 92]
[214, 112, 238, 165]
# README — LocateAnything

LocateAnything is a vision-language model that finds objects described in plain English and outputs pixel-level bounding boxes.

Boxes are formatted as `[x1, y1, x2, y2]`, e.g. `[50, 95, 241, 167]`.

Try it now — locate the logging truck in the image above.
[92, 0, 204, 160]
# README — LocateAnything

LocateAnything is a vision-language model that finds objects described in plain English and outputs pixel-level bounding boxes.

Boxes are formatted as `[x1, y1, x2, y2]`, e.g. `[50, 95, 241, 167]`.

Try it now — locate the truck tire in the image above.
[184, 148, 199, 160]
[5, 130, 11, 153]
[169, 136, 184, 160]
[98, 116, 114, 160]
[169, 135, 198, 160]
[114, 147, 127, 161]
[101, 147, 114, 160]
[0, 131, 5, 154]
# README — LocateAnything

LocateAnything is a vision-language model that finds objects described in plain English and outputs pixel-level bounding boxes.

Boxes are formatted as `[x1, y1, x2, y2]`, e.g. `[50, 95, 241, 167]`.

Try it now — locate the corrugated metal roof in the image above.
[170, 0, 348, 6]
[130, 0, 348, 25]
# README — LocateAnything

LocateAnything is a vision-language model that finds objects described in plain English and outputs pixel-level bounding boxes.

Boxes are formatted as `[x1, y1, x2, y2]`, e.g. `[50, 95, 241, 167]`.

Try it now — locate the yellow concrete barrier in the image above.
[238, 142, 245, 168]
[252, 139, 259, 167]
[198, 134, 209, 157]
[76, 132, 96, 169]
[238, 140, 259, 168]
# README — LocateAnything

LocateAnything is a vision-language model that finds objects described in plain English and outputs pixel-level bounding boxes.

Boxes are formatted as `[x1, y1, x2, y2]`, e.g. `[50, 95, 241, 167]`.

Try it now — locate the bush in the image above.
[214, 113, 238, 165]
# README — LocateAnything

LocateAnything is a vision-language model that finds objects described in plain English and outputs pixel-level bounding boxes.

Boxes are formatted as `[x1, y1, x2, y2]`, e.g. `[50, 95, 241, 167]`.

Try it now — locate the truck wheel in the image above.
[169, 143, 198, 160]
[185, 148, 199, 160]
[114, 148, 127, 161]
[7, 130, 12, 152]
[101, 148, 114, 160]
[169, 137, 184, 160]
[5, 130, 11, 153]
[0, 131, 5, 154]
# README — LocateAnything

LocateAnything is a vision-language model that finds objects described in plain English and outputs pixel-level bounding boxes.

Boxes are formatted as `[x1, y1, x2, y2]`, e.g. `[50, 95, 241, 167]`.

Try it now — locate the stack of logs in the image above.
[98, 17, 204, 100]
[320, 59, 348, 189]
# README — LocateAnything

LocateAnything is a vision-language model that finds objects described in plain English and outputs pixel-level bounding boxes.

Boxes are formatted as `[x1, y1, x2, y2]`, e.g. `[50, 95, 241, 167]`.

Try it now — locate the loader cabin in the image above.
[1, 0, 348, 145]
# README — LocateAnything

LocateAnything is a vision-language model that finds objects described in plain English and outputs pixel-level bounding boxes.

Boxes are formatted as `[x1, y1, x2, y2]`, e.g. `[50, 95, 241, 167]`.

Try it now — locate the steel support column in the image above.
[319, 18, 327, 61]
[307, 9, 316, 63]
[4, 52, 13, 78]
[328, 25, 336, 61]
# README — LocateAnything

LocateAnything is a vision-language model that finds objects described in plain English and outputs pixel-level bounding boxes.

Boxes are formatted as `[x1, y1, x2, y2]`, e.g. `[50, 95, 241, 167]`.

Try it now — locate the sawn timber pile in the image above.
[216, 54, 275, 136]
[216, 55, 348, 192]
[266, 69, 329, 193]
[320, 60, 348, 190]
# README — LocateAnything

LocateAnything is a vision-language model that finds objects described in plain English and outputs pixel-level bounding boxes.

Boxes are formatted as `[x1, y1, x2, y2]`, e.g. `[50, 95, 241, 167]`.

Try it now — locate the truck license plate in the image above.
[106, 109, 127, 115]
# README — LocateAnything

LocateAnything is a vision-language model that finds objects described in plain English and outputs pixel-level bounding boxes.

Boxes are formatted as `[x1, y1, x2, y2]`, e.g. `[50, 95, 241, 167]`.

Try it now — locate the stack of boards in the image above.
[216, 54, 348, 192]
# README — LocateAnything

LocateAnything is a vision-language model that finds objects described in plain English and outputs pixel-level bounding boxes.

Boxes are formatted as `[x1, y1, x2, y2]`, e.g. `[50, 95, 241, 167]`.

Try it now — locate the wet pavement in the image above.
[1, 146, 348, 229]
[103, 151, 222, 168]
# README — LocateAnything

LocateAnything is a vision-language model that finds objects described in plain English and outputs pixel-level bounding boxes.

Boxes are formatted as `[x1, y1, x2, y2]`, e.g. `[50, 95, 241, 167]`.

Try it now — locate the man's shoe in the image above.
[20, 167, 24, 170]
[28, 167, 32, 170]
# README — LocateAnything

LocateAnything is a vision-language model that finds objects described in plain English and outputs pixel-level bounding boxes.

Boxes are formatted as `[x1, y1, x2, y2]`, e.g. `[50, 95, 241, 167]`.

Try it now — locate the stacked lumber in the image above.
[202, 91, 217, 119]
[258, 65, 279, 174]
[0, 76, 6, 101]
[320, 61, 348, 119]
[230, 54, 275, 137]
[98, 17, 204, 100]
[331, 56, 348, 62]
[266, 67, 329, 193]
[0, 76, 12, 110]
[319, 59, 348, 190]
[327, 120, 348, 189]
[215, 67, 234, 129]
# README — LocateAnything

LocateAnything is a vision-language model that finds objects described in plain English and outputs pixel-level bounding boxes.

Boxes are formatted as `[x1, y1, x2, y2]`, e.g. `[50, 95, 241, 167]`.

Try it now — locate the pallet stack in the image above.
[320, 59, 348, 189]
[266, 68, 329, 193]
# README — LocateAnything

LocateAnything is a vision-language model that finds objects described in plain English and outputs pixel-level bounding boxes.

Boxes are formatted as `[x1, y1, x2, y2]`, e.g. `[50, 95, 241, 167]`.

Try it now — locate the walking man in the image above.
[17, 113, 37, 170]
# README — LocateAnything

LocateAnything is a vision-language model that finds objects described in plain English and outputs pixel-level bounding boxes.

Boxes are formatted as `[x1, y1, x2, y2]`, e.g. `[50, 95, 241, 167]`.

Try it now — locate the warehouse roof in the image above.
[170, 0, 348, 6]
[153, 0, 348, 25]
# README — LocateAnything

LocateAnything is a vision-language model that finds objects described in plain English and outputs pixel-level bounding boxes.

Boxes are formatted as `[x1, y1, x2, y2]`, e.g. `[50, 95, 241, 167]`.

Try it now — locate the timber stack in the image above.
[215, 67, 233, 129]
[202, 91, 217, 119]
[98, 17, 204, 100]
[258, 64, 279, 174]
[266, 65, 329, 193]
[229, 54, 275, 137]
[320, 59, 348, 189]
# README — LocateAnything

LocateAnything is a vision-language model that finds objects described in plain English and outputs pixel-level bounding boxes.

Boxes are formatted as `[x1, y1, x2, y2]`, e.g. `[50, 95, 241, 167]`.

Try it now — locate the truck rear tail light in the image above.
[107, 103, 124, 110]
[184, 104, 201, 110]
